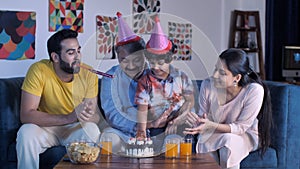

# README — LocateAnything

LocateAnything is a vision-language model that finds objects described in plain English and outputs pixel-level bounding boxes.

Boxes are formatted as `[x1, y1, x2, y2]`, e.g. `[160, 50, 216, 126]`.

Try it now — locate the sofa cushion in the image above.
[241, 147, 277, 168]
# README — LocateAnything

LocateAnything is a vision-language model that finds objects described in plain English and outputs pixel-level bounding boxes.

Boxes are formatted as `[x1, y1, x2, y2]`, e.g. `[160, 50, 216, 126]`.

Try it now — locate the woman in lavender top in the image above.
[185, 48, 272, 169]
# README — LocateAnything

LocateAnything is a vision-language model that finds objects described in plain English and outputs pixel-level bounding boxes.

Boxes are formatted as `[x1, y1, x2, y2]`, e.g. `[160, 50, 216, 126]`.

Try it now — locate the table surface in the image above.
[54, 153, 221, 169]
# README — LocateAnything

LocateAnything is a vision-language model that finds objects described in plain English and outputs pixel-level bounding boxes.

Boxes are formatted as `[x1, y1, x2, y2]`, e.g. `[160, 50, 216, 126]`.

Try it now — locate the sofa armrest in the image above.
[0, 77, 24, 162]
[265, 81, 300, 169]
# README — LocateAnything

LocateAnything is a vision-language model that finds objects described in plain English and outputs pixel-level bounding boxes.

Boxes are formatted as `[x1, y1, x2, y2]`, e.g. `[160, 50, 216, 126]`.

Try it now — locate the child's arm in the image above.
[136, 104, 148, 139]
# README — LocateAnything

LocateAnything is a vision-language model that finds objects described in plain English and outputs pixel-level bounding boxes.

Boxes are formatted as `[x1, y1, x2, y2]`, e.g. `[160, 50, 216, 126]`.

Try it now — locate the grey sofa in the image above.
[0, 77, 300, 169]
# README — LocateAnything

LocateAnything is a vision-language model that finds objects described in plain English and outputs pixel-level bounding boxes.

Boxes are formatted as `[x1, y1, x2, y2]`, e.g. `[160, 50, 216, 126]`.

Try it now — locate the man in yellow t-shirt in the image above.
[16, 29, 101, 169]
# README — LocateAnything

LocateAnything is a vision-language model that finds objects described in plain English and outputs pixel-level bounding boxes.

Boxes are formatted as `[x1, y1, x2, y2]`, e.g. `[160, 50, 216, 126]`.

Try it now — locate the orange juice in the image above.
[165, 143, 178, 158]
[180, 142, 192, 156]
[101, 141, 112, 155]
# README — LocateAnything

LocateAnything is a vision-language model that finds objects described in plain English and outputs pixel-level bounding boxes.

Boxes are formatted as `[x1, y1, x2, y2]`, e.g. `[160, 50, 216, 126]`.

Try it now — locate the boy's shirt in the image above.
[135, 65, 194, 121]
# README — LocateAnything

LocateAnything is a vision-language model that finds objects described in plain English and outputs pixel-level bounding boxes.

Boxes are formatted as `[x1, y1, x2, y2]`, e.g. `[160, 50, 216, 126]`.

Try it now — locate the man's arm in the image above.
[100, 75, 137, 134]
[20, 90, 77, 126]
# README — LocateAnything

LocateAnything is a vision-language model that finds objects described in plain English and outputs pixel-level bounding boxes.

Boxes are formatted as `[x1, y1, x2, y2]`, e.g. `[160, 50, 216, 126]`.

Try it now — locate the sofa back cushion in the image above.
[0, 77, 24, 132]
[0, 77, 24, 161]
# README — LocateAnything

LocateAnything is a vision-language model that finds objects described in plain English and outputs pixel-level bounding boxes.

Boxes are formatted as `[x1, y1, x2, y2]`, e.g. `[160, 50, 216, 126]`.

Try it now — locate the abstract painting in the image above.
[49, 0, 84, 32]
[132, 0, 160, 34]
[0, 10, 36, 60]
[168, 22, 192, 60]
[96, 15, 118, 60]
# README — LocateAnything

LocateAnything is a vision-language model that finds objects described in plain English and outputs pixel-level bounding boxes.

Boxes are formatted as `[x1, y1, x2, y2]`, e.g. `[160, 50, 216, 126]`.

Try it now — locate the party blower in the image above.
[78, 64, 114, 78]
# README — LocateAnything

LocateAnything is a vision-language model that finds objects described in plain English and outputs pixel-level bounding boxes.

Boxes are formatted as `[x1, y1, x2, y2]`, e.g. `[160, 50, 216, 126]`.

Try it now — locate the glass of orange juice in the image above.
[100, 136, 112, 156]
[165, 138, 179, 158]
[180, 138, 192, 156]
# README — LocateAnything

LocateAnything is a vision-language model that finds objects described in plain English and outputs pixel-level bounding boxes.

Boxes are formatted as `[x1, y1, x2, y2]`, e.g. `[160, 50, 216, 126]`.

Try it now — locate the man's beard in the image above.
[59, 57, 80, 74]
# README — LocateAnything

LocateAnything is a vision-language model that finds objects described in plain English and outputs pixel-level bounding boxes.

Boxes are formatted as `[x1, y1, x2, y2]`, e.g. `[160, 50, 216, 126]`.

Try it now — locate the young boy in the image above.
[135, 17, 195, 139]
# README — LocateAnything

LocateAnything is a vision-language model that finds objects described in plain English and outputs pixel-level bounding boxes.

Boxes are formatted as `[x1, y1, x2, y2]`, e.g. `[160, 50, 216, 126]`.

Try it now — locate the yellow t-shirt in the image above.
[22, 59, 98, 115]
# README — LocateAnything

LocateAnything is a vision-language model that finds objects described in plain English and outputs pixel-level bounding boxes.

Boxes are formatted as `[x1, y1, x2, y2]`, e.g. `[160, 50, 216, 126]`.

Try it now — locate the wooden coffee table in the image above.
[54, 153, 221, 169]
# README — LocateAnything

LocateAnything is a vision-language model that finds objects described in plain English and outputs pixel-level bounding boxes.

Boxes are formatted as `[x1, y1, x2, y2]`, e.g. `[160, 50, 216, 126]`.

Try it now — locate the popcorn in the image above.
[66, 142, 100, 164]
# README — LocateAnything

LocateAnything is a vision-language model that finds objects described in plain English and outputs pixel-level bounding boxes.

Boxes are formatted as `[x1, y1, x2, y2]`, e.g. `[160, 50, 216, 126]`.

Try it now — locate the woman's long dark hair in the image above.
[219, 48, 273, 157]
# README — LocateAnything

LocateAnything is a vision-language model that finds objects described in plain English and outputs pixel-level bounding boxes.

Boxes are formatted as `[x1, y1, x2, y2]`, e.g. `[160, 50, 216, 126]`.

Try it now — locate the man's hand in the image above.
[76, 101, 94, 121]
[165, 108, 191, 134]
[75, 98, 99, 123]
[147, 106, 173, 128]
[165, 102, 193, 134]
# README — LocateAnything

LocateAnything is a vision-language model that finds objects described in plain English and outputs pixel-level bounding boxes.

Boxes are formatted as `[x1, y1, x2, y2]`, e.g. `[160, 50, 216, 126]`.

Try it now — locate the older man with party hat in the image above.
[99, 12, 148, 154]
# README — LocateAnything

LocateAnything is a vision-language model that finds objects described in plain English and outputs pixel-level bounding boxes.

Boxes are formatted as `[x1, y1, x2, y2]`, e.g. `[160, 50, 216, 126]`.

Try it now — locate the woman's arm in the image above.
[184, 113, 230, 135]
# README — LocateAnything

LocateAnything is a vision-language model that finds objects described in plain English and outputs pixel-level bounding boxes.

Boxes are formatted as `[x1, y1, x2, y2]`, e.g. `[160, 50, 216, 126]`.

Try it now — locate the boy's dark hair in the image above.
[47, 29, 78, 61]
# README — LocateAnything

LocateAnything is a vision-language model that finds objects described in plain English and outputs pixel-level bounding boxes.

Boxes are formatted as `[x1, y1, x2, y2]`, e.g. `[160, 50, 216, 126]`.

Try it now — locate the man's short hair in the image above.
[47, 29, 78, 61]
[115, 38, 145, 56]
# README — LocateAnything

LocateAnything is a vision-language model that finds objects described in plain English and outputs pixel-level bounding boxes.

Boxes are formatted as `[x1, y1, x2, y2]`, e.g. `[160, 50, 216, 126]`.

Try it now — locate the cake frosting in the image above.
[125, 137, 154, 157]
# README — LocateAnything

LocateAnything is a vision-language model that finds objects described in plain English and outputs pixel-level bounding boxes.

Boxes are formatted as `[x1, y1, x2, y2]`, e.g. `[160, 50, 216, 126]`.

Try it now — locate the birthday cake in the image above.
[125, 137, 154, 157]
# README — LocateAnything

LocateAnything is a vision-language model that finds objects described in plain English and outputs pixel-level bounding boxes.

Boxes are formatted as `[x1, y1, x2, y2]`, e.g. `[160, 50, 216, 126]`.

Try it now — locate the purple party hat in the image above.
[146, 16, 172, 55]
[116, 12, 141, 46]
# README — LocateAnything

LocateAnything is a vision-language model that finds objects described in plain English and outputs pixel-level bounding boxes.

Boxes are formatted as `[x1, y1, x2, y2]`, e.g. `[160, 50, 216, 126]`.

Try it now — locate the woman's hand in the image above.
[184, 113, 218, 135]
[185, 111, 202, 127]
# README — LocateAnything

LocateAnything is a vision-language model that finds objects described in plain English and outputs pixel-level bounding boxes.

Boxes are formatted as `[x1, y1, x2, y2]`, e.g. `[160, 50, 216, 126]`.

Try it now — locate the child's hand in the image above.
[136, 130, 147, 139]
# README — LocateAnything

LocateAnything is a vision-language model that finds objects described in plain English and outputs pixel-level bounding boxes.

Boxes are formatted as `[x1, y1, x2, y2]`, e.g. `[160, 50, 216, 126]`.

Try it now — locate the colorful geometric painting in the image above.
[49, 0, 84, 33]
[168, 22, 192, 60]
[96, 15, 118, 60]
[132, 0, 160, 34]
[0, 11, 36, 60]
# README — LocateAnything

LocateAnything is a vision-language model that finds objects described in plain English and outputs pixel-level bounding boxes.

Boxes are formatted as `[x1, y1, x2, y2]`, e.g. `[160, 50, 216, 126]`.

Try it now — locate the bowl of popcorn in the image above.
[66, 141, 100, 164]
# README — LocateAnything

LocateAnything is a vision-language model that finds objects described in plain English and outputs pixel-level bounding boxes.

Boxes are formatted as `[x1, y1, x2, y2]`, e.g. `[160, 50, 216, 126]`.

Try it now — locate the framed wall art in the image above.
[168, 21, 192, 60]
[96, 15, 118, 60]
[132, 0, 160, 34]
[0, 10, 36, 60]
[49, 0, 84, 32]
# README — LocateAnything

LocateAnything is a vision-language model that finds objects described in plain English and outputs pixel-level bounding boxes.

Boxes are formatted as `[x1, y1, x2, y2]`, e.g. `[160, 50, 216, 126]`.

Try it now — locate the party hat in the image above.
[116, 12, 141, 46]
[146, 16, 172, 55]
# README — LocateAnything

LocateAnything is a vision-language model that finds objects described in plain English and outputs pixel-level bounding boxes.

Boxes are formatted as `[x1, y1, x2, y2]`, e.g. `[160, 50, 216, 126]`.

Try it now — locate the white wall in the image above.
[0, 0, 265, 79]
[222, 0, 266, 72]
